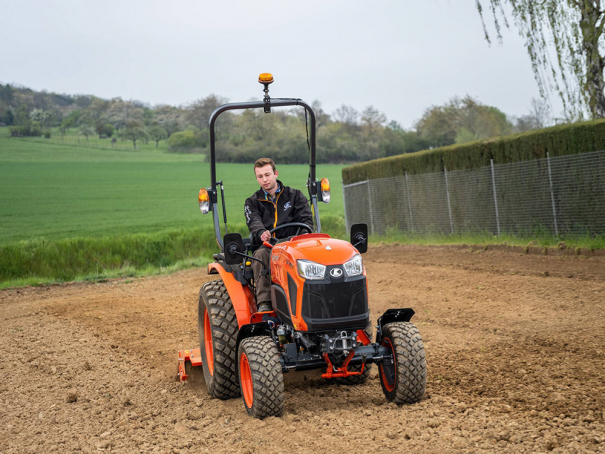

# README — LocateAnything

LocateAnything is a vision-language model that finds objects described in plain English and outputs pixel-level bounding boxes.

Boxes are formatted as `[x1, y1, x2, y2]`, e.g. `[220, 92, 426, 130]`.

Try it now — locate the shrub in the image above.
[9, 126, 23, 137]
[167, 128, 207, 152]
[9, 121, 42, 137]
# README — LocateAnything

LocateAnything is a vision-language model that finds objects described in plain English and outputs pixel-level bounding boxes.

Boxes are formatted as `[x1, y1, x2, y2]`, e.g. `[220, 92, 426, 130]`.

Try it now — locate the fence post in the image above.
[341, 181, 349, 233]
[444, 167, 454, 234]
[367, 180, 375, 234]
[404, 171, 414, 232]
[546, 152, 559, 236]
[490, 159, 501, 236]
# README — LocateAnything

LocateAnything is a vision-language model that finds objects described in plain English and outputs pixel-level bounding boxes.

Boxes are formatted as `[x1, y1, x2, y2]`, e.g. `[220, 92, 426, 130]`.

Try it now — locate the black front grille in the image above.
[301, 274, 369, 331]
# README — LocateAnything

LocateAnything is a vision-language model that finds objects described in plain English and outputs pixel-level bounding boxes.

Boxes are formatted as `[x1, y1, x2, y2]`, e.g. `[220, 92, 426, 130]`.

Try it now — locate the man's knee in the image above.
[252, 247, 270, 276]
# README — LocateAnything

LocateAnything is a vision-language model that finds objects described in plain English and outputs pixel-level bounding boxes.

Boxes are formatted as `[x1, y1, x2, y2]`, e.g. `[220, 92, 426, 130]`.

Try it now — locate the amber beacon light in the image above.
[258, 73, 274, 84]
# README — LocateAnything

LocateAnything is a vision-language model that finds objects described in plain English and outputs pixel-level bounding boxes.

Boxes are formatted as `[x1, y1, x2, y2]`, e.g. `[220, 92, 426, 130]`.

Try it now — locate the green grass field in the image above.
[0, 134, 345, 244]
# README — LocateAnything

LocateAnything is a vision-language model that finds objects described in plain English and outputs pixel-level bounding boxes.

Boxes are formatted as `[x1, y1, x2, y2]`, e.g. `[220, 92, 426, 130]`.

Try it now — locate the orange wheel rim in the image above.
[204, 308, 214, 375]
[240, 353, 253, 408]
[380, 337, 397, 392]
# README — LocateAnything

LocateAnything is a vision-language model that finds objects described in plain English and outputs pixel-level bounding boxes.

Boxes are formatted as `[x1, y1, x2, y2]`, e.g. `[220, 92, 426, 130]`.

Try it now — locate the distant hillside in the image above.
[0, 83, 553, 164]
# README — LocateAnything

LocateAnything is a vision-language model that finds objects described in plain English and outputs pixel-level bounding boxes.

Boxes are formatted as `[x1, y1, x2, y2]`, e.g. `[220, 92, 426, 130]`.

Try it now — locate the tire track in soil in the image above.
[1, 245, 604, 453]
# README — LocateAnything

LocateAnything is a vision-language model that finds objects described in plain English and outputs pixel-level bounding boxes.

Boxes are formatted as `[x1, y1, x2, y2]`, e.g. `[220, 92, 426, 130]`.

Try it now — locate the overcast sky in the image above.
[0, 0, 553, 128]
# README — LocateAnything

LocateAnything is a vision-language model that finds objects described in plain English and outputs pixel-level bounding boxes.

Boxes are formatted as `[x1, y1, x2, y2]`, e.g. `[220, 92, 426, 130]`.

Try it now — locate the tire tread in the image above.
[239, 336, 284, 419]
[380, 322, 426, 404]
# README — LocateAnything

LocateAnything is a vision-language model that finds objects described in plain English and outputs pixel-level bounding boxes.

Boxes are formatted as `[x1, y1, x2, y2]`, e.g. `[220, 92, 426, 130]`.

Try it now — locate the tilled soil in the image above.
[1, 244, 604, 453]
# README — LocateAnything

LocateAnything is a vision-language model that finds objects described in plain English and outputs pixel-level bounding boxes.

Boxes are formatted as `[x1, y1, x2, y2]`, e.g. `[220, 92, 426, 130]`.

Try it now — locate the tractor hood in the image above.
[274, 234, 359, 266]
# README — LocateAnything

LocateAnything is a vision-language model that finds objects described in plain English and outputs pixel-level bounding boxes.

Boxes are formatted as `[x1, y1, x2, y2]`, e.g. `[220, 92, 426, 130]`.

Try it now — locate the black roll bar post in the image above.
[208, 99, 317, 249]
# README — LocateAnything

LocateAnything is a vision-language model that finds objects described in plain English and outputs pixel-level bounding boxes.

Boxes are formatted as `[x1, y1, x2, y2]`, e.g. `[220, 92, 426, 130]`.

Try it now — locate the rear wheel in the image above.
[198, 280, 240, 399]
[379, 322, 426, 404]
[238, 336, 284, 419]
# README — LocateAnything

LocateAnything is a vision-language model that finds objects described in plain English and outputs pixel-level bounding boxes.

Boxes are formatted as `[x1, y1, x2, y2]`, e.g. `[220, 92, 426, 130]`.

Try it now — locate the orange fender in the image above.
[207, 262, 256, 329]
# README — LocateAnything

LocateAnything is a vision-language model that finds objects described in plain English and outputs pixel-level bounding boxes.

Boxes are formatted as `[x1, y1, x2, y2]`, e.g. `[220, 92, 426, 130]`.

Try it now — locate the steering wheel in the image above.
[268, 222, 314, 244]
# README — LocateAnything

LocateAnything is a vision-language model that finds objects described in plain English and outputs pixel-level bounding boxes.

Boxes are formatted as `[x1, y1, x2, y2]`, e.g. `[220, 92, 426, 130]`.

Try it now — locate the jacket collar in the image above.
[259, 180, 283, 201]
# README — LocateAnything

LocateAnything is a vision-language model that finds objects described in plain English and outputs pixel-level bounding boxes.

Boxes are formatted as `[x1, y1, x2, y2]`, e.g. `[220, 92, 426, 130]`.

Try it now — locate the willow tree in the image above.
[477, 1, 605, 119]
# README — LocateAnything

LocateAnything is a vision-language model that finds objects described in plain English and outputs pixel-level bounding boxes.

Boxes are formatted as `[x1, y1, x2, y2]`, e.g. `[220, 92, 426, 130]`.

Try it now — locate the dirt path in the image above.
[1, 245, 604, 453]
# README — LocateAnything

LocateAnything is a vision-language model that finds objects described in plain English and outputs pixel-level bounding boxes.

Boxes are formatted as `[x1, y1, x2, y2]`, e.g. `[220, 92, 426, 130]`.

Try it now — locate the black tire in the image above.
[379, 322, 426, 404]
[198, 280, 240, 399]
[332, 326, 374, 385]
[238, 336, 284, 419]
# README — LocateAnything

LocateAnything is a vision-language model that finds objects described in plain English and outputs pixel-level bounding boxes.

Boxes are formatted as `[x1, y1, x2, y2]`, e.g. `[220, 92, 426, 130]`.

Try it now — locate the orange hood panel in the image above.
[274, 234, 359, 266]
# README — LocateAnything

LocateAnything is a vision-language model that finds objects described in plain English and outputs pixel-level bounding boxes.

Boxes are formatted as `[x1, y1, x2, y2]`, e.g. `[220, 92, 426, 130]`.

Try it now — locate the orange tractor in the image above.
[178, 74, 426, 418]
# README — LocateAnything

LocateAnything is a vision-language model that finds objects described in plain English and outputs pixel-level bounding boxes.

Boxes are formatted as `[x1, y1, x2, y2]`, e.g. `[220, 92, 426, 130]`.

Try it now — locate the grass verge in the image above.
[0, 217, 346, 289]
[2, 218, 603, 290]
[0, 225, 247, 287]
[372, 227, 605, 250]
[0, 255, 214, 290]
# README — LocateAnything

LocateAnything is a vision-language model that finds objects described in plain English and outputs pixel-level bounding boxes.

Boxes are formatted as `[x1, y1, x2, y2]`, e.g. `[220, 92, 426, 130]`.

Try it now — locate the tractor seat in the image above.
[245, 232, 261, 253]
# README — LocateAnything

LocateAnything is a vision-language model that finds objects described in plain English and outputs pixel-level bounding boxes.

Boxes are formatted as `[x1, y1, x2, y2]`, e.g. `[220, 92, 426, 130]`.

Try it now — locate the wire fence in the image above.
[343, 150, 605, 237]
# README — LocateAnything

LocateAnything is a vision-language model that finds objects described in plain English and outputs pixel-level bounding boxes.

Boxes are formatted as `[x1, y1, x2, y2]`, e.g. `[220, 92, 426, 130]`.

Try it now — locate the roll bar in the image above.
[207, 98, 320, 249]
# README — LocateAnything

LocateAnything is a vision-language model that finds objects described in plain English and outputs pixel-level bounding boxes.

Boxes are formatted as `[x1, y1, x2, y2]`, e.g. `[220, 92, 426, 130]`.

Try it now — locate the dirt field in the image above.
[1, 245, 604, 453]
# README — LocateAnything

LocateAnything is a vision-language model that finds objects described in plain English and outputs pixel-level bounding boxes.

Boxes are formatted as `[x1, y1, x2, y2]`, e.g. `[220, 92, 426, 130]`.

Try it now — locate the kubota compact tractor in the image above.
[178, 74, 427, 418]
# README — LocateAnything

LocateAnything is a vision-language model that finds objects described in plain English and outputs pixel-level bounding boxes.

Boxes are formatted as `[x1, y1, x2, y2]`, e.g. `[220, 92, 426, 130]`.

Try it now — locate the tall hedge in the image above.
[342, 119, 605, 184]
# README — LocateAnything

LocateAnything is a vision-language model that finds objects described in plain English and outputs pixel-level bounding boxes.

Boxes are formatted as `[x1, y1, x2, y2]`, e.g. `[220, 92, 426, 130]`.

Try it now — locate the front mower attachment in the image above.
[177, 348, 202, 382]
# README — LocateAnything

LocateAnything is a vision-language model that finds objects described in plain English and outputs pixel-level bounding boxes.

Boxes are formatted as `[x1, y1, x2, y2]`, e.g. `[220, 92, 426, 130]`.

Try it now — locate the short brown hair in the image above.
[254, 158, 276, 173]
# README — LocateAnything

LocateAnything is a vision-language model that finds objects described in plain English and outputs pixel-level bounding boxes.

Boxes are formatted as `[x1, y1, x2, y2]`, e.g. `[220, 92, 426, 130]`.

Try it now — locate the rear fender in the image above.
[376, 308, 415, 342]
[207, 262, 256, 329]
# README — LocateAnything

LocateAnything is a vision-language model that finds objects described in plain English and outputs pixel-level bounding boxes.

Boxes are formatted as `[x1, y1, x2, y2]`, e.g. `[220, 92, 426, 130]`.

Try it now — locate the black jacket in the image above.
[244, 180, 313, 240]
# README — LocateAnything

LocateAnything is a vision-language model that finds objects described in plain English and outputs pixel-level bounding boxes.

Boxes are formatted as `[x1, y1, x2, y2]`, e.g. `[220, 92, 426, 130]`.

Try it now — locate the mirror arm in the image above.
[353, 238, 366, 249]
[227, 247, 264, 264]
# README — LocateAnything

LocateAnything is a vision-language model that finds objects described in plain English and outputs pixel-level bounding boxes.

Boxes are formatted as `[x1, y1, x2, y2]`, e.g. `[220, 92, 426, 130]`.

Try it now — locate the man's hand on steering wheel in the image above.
[259, 230, 272, 243]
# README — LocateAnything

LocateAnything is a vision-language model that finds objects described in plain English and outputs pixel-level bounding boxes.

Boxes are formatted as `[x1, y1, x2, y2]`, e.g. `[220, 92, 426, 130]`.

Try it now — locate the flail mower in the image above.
[177, 74, 427, 418]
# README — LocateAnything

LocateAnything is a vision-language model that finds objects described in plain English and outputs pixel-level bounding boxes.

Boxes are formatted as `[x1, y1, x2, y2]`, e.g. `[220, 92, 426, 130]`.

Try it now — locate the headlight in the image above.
[343, 254, 363, 277]
[297, 260, 326, 280]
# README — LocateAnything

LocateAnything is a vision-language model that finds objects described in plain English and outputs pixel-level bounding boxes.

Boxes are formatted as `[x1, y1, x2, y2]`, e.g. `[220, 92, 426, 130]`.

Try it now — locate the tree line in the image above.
[0, 83, 551, 162]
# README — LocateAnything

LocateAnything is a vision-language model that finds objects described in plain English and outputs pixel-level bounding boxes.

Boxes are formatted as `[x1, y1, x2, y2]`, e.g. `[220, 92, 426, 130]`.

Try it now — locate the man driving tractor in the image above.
[179, 80, 426, 417]
[244, 157, 313, 312]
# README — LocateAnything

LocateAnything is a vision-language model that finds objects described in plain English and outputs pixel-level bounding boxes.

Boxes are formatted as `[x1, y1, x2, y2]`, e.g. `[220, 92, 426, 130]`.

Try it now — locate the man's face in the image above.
[255, 164, 278, 194]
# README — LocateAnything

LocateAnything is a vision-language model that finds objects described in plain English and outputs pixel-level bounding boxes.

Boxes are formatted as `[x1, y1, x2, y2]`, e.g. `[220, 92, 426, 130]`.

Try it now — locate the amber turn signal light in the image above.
[198, 188, 210, 214]
[320, 178, 331, 203]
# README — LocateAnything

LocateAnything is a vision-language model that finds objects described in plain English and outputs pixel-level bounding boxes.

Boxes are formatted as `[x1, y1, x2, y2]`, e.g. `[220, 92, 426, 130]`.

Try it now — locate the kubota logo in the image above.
[330, 268, 343, 278]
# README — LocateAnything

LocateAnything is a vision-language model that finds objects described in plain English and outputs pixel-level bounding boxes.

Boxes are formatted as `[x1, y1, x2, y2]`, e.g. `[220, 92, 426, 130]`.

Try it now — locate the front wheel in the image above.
[379, 322, 426, 404]
[238, 336, 284, 419]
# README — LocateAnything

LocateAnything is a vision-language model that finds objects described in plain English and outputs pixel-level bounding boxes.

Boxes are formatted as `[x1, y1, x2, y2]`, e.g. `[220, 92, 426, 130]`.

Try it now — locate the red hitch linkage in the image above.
[321, 351, 365, 379]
